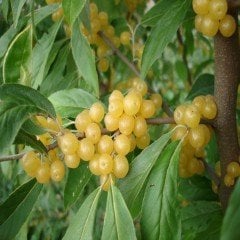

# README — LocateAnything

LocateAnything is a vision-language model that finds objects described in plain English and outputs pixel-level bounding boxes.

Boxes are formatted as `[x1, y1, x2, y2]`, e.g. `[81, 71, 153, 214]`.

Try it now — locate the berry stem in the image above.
[0, 152, 26, 162]
[201, 159, 220, 186]
[214, 9, 240, 210]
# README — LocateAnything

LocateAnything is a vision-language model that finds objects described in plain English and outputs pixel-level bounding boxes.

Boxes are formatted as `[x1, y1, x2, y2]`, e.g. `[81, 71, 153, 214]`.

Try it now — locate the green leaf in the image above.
[175, 60, 188, 81]
[71, 20, 99, 97]
[118, 130, 173, 217]
[186, 74, 214, 100]
[141, 0, 176, 27]
[182, 201, 222, 240]
[141, 141, 181, 240]
[64, 163, 92, 208]
[31, 20, 62, 88]
[0, 84, 55, 154]
[0, 179, 42, 240]
[101, 185, 137, 240]
[11, 0, 27, 27]
[49, 88, 98, 118]
[221, 180, 240, 240]
[3, 25, 32, 84]
[141, 0, 190, 79]
[63, 188, 101, 240]
[2, 0, 9, 21]
[62, 0, 87, 26]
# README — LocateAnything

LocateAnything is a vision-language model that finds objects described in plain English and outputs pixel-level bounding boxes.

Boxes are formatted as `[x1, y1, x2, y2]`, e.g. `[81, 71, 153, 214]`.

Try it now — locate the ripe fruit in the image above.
[58, 132, 79, 155]
[75, 110, 92, 132]
[140, 100, 156, 118]
[109, 90, 124, 102]
[188, 125, 206, 149]
[123, 91, 142, 116]
[174, 105, 186, 125]
[202, 98, 217, 119]
[113, 155, 129, 178]
[227, 162, 240, 178]
[136, 133, 150, 149]
[224, 174, 235, 187]
[97, 135, 114, 154]
[134, 80, 148, 96]
[114, 134, 131, 155]
[52, 8, 64, 22]
[208, 0, 227, 20]
[195, 15, 203, 32]
[98, 154, 114, 174]
[36, 163, 51, 184]
[100, 174, 114, 191]
[219, 14, 236, 37]
[78, 138, 95, 161]
[120, 31, 131, 45]
[108, 99, 124, 117]
[85, 122, 101, 144]
[104, 113, 119, 131]
[97, 58, 109, 72]
[150, 93, 162, 109]
[193, 95, 205, 114]
[184, 104, 201, 129]
[64, 154, 80, 168]
[21, 151, 41, 177]
[171, 126, 188, 145]
[192, 0, 210, 15]
[133, 116, 147, 137]
[99, 12, 108, 26]
[201, 15, 219, 37]
[118, 114, 135, 135]
[89, 154, 101, 175]
[51, 160, 65, 182]
[89, 102, 105, 123]
[128, 134, 136, 152]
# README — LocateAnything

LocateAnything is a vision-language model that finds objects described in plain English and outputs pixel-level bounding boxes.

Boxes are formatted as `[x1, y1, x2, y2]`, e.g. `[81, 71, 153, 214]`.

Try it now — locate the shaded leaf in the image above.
[0, 179, 42, 240]
[141, 141, 181, 240]
[101, 185, 137, 240]
[63, 188, 101, 240]
[118, 131, 172, 217]
[11, 0, 27, 27]
[64, 163, 92, 208]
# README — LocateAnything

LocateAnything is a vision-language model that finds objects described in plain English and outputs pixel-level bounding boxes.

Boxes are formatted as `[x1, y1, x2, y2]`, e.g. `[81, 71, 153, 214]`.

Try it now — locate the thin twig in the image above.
[146, 117, 175, 125]
[0, 152, 25, 162]
[201, 159, 220, 186]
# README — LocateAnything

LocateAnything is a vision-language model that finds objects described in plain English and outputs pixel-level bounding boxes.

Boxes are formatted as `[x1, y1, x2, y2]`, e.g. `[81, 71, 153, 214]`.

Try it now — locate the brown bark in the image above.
[214, 10, 240, 210]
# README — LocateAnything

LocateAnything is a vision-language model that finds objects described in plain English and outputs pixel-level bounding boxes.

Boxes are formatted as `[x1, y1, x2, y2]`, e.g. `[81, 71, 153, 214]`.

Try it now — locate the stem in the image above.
[214, 9, 240, 210]
[0, 152, 25, 162]
[201, 159, 220, 186]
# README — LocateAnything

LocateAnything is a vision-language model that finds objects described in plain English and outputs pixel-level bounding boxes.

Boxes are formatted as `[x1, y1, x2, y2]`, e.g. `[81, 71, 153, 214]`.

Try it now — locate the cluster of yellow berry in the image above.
[193, 0, 236, 37]
[81, 3, 132, 73]
[124, 0, 143, 13]
[172, 95, 217, 178]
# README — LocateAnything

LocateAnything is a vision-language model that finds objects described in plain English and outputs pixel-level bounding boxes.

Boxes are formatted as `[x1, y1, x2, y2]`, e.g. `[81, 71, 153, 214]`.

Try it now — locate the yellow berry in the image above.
[108, 99, 124, 117]
[128, 134, 136, 152]
[219, 14, 236, 37]
[89, 102, 105, 123]
[193, 95, 205, 114]
[98, 58, 109, 72]
[104, 113, 119, 131]
[120, 31, 131, 45]
[100, 174, 114, 191]
[89, 154, 101, 175]
[114, 134, 131, 155]
[52, 7, 64, 22]
[98, 11, 108, 26]
[21, 151, 41, 177]
[113, 155, 129, 178]
[119, 114, 135, 135]
[85, 122, 101, 144]
[136, 133, 150, 149]
[224, 174, 235, 187]
[209, 0, 227, 20]
[195, 15, 203, 32]
[36, 163, 51, 184]
[227, 162, 240, 178]
[123, 91, 142, 116]
[150, 93, 163, 110]
[109, 90, 124, 102]
[78, 138, 95, 161]
[201, 14, 219, 37]
[58, 132, 79, 155]
[202, 97, 217, 119]
[184, 104, 201, 129]
[75, 110, 92, 132]
[51, 160, 65, 182]
[97, 135, 114, 154]
[192, 0, 210, 15]
[133, 116, 148, 137]
[171, 126, 188, 145]
[134, 80, 148, 96]
[64, 154, 80, 168]
[174, 105, 187, 125]
[140, 100, 156, 118]
[188, 125, 206, 149]
[98, 154, 114, 175]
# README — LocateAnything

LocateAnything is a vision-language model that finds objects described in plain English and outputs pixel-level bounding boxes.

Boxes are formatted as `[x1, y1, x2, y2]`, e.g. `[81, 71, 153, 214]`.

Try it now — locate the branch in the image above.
[201, 159, 220, 186]
[228, 0, 240, 9]
[0, 152, 25, 162]
[214, 10, 240, 210]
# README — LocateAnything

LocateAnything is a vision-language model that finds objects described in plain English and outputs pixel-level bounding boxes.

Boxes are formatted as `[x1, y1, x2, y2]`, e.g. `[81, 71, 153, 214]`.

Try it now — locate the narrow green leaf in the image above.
[141, 141, 181, 240]
[62, 0, 87, 26]
[0, 84, 55, 154]
[0, 179, 42, 240]
[118, 131, 172, 217]
[64, 163, 92, 208]
[141, 0, 190, 79]
[186, 74, 214, 100]
[71, 20, 99, 97]
[221, 180, 240, 240]
[101, 185, 137, 240]
[11, 0, 27, 27]
[31, 20, 62, 88]
[49, 88, 98, 118]
[3, 25, 32, 84]
[2, 0, 9, 21]
[63, 188, 101, 240]
[182, 201, 222, 240]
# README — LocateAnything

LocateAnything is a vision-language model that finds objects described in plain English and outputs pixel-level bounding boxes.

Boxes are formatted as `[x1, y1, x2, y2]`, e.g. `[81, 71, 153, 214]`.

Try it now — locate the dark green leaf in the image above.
[0, 84, 55, 153]
[118, 131, 172, 217]
[71, 20, 99, 97]
[221, 180, 240, 240]
[62, 0, 87, 26]
[141, 0, 190, 79]
[2, 0, 9, 21]
[186, 74, 214, 100]
[0, 179, 42, 240]
[63, 188, 101, 240]
[175, 60, 188, 81]
[64, 163, 92, 208]
[10, 0, 27, 27]
[49, 88, 98, 118]
[141, 141, 181, 240]
[101, 185, 137, 240]
[3, 26, 32, 84]
[182, 201, 222, 240]
[31, 20, 62, 88]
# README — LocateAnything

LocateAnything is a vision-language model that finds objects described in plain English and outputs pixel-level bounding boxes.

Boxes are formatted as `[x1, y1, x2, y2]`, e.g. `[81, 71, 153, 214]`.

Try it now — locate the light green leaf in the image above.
[0, 179, 42, 240]
[118, 131, 173, 217]
[3, 25, 32, 84]
[64, 163, 92, 208]
[2, 0, 9, 21]
[71, 20, 99, 97]
[0, 84, 56, 154]
[221, 180, 240, 240]
[31, 20, 62, 88]
[101, 185, 137, 240]
[63, 188, 101, 240]
[182, 201, 222, 240]
[11, 0, 27, 27]
[141, 141, 181, 240]
[49, 88, 98, 118]
[141, 0, 190, 79]
[62, 0, 87, 26]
